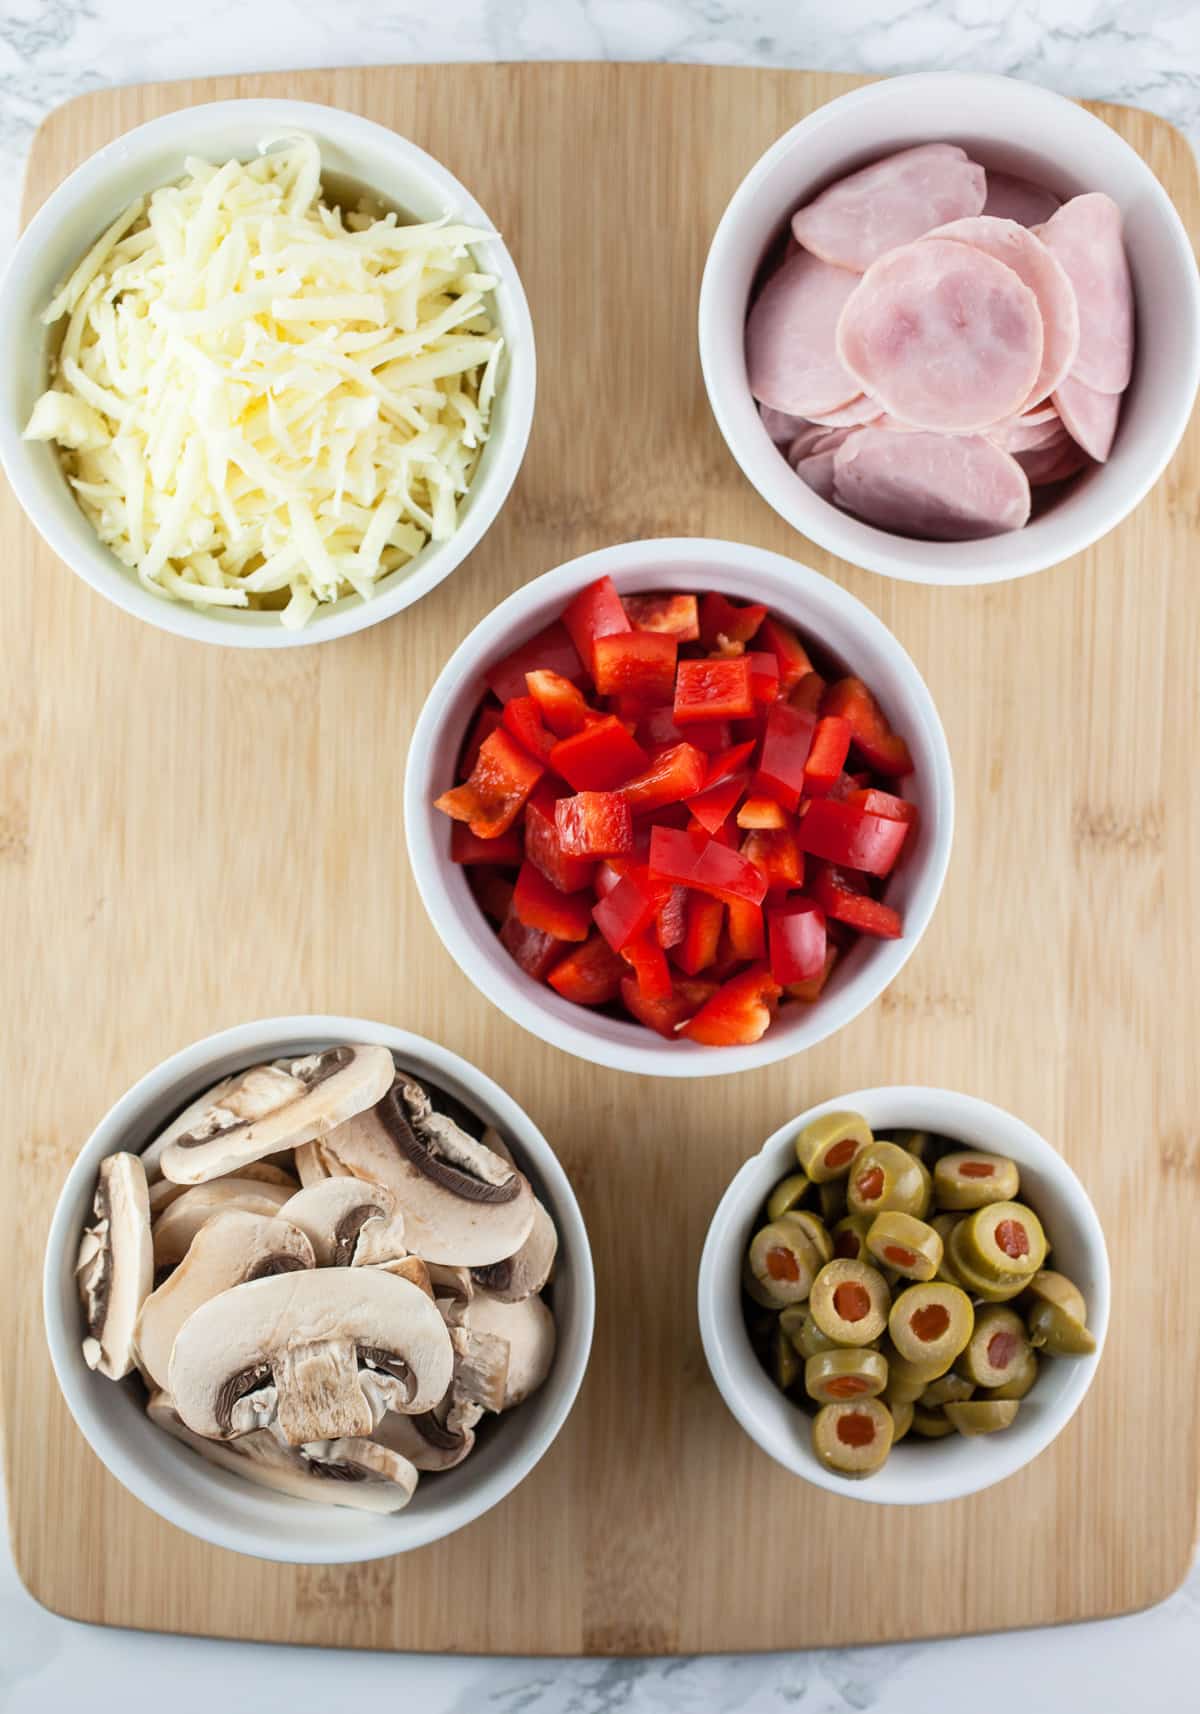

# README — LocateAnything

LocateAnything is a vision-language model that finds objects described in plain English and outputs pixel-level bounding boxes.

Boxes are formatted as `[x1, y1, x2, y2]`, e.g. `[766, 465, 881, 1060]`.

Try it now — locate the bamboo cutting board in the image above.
[2, 64, 1198, 1657]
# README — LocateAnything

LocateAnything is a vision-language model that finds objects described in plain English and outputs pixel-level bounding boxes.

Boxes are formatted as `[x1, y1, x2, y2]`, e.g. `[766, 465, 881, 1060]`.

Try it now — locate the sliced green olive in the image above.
[794, 1111, 873, 1182]
[1023, 1269, 1087, 1324]
[1026, 1298, 1097, 1356]
[888, 1281, 974, 1367]
[944, 1399, 1020, 1436]
[779, 1208, 834, 1267]
[959, 1201, 1047, 1281]
[766, 1172, 811, 1221]
[882, 1342, 952, 1404]
[779, 1304, 837, 1360]
[809, 1258, 891, 1346]
[811, 1398, 893, 1477]
[957, 1305, 1031, 1388]
[744, 1220, 817, 1308]
[911, 1404, 956, 1439]
[889, 1397, 914, 1442]
[944, 1221, 1027, 1302]
[865, 1211, 943, 1282]
[846, 1141, 932, 1220]
[817, 1178, 847, 1225]
[920, 1371, 975, 1408]
[933, 1150, 1020, 1210]
[930, 1212, 965, 1283]
[985, 1347, 1039, 1401]
[805, 1347, 889, 1405]
[830, 1214, 873, 1263]
[771, 1322, 801, 1391]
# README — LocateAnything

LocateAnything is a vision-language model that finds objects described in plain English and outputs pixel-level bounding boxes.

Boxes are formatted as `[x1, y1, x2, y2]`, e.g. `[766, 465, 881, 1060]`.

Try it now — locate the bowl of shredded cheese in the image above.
[0, 100, 535, 644]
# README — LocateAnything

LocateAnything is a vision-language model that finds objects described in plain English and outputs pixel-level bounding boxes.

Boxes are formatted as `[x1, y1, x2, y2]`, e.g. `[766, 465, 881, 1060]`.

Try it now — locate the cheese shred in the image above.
[26, 133, 503, 627]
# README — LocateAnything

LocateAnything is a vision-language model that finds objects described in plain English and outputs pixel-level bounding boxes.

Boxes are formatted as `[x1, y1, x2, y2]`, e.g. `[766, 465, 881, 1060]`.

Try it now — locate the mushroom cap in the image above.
[168, 1267, 454, 1442]
[134, 1211, 315, 1391]
[466, 1290, 556, 1409]
[77, 1151, 153, 1379]
[471, 1196, 558, 1302]
[139, 1074, 240, 1181]
[151, 1177, 294, 1268]
[279, 1178, 398, 1267]
[372, 1404, 476, 1472]
[159, 1045, 395, 1185]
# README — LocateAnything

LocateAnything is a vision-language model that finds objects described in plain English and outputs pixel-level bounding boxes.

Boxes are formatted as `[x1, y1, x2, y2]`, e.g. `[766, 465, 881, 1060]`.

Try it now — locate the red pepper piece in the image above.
[767, 896, 827, 984]
[797, 797, 911, 877]
[547, 933, 627, 1005]
[686, 770, 748, 835]
[726, 897, 766, 961]
[748, 652, 780, 704]
[787, 941, 839, 1002]
[829, 769, 872, 800]
[593, 864, 664, 952]
[469, 865, 515, 923]
[499, 904, 568, 981]
[846, 787, 919, 826]
[593, 859, 624, 899]
[674, 656, 754, 724]
[736, 795, 787, 830]
[638, 704, 732, 754]
[451, 821, 523, 865]
[701, 740, 758, 786]
[619, 975, 717, 1038]
[822, 677, 914, 777]
[679, 963, 782, 1046]
[624, 592, 700, 641]
[648, 825, 768, 907]
[563, 575, 631, 677]
[741, 826, 805, 893]
[758, 616, 813, 692]
[754, 702, 816, 812]
[790, 670, 828, 715]
[459, 702, 503, 778]
[809, 862, 903, 939]
[592, 630, 678, 701]
[674, 892, 725, 975]
[698, 592, 767, 648]
[523, 785, 596, 893]
[435, 728, 544, 838]
[501, 694, 557, 765]
[526, 668, 593, 738]
[620, 931, 673, 1001]
[549, 716, 649, 792]
[655, 884, 687, 949]
[555, 791, 634, 857]
[803, 716, 852, 797]
[486, 621, 583, 703]
[513, 861, 593, 942]
[620, 742, 708, 814]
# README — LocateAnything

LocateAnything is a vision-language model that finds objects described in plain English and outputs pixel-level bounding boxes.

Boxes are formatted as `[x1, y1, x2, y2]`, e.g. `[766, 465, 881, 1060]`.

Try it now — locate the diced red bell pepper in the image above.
[620, 931, 673, 1001]
[741, 826, 805, 893]
[726, 897, 766, 961]
[736, 795, 787, 830]
[648, 825, 768, 907]
[639, 704, 732, 754]
[767, 896, 827, 985]
[803, 715, 852, 797]
[754, 702, 816, 813]
[555, 791, 634, 857]
[621, 742, 708, 814]
[524, 785, 596, 893]
[487, 621, 583, 703]
[790, 671, 828, 715]
[829, 769, 873, 801]
[655, 884, 687, 948]
[674, 892, 725, 975]
[435, 728, 544, 838]
[593, 864, 664, 952]
[748, 652, 780, 704]
[797, 797, 911, 877]
[701, 740, 758, 786]
[787, 941, 839, 1001]
[563, 575, 631, 676]
[698, 592, 767, 649]
[459, 702, 503, 778]
[499, 905, 568, 981]
[502, 695, 557, 764]
[451, 821, 523, 865]
[809, 861, 903, 939]
[624, 592, 700, 641]
[846, 787, 919, 826]
[547, 934, 627, 1005]
[526, 669, 592, 738]
[679, 963, 782, 1046]
[620, 975, 717, 1038]
[757, 616, 813, 692]
[550, 716, 649, 792]
[674, 656, 754, 724]
[513, 861, 592, 941]
[822, 677, 914, 777]
[469, 865, 515, 923]
[592, 630, 678, 701]
[686, 770, 748, 835]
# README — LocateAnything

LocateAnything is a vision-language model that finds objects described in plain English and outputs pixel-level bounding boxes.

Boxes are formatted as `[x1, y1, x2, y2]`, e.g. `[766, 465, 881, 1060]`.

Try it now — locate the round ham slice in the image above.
[989, 410, 1065, 453]
[746, 250, 861, 417]
[1016, 437, 1091, 486]
[983, 171, 1061, 228]
[1053, 374, 1121, 462]
[759, 404, 808, 446]
[804, 394, 883, 428]
[793, 450, 838, 502]
[790, 144, 986, 273]
[835, 238, 1044, 433]
[1034, 193, 1133, 393]
[832, 427, 1031, 540]
[925, 215, 1080, 407]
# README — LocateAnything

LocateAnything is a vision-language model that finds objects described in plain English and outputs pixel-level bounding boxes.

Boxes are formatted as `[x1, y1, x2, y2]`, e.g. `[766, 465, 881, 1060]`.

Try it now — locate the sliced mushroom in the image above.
[139, 1075, 240, 1180]
[372, 1254, 433, 1297]
[466, 1290, 556, 1408]
[168, 1267, 454, 1444]
[321, 1076, 535, 1265]
[158, 1045, 395, 1185]
[294, 1140, 335, 1188]
[236, 1161, 300, 1190]
[450, 1324, 510, 1415]
[134, 1212, 315, 1391]
[426, 1263, 473, 1326]
[77, 1151, 153, 1379]
[470, 1196, 558, 1302]
[152, 1177, 294, 1269]
[372, 1400, 477, 1471]
[147, 1177, 188, 1218]
[279, 1179, 398, 1267]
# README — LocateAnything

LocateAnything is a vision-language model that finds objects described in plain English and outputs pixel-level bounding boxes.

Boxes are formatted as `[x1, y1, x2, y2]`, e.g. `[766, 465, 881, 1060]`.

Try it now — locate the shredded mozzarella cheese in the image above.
[26, 133, 503, 627]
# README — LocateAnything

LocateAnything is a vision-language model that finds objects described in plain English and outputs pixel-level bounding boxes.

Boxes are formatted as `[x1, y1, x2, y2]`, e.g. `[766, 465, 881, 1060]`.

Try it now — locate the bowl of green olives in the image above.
[697, 1088, 1109, 1504]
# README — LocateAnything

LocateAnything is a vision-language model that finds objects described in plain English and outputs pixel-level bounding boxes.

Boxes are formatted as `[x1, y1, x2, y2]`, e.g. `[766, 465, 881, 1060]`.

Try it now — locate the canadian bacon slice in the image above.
[790, 144, 986, 272]
[746, 250, 861, 417]
[832, 426, 1032, 540]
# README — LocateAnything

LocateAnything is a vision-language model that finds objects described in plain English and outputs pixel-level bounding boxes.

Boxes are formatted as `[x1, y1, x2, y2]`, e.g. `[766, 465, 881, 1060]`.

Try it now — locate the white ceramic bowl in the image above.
[43, 1015, 593, 1563]
[405, 537, 953, 1077]
[699, 72, 1200, 584]
[698, 1087, 1109, 1504]
[0, 99, 535, 646]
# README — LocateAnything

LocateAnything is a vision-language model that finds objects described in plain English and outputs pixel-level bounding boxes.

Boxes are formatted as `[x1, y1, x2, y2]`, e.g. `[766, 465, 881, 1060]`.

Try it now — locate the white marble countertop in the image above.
[2, 2, 1198, 1709]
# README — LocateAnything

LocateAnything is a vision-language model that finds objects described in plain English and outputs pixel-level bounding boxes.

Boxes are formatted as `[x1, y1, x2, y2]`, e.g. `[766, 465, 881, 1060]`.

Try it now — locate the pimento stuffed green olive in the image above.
[846, 1140, 932, 1219]
[888, 1281, 974, 1367]
[779, 1304, 838, 1359]
[944, 1399, 1020, 1436]
[811, 1398, 894, 1477]
[957, 1305, 1031, 1388]
[831, 1213, 873, 1262]
[958, 1201, 1047, 1281]
[1026, 1298, 1097, 1356]
[809, 1258, 891, 1345]
[944, 1221, 1027, 1301]
[794, 1111, 873, 1182]
[805, 1347, 889, 1404]
[865, 1211, 943, 1281]
[934, 1150, 1021, 1210]
[744, 1220, 818, 1307]
[766, 1171, 810, 1221]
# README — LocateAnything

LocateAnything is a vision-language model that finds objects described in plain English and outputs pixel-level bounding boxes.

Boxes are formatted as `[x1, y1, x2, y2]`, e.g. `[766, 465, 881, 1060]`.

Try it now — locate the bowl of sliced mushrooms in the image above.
[44, 1016, 594, 1562]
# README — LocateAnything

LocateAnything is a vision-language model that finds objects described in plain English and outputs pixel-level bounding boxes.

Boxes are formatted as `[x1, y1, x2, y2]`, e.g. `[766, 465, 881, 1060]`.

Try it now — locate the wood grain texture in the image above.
[1, 64, 1198, 1657]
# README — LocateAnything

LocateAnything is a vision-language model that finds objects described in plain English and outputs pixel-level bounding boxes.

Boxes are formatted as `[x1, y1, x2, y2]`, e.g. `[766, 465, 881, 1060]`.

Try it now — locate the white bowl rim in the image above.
[42, 1013, 595, 1562]
[697, 1084, 1111, 1505]
[403, 535, 954, 1077]
[0, 97, 536, 648]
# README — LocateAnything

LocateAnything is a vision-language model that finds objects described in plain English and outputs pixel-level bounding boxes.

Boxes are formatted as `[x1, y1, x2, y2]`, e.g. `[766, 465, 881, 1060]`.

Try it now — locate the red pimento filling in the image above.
[836, 1412, 877, 1448]
[855, 1166, 885, 1203]
[960, 1161, 995, 1178]
[910, 1304, 950, 1343]
[833, 1281, 871, 1323]
[436, 579, 916, 1044]
[766, 1246, 800, 1282]
[826, 1376, 870, 1398]
[884, 1244, 917, 1267]
[994, 1219, 1030, 1260]
[987, 1330, 1019, 1371]
[825, 1136, 858, 1170]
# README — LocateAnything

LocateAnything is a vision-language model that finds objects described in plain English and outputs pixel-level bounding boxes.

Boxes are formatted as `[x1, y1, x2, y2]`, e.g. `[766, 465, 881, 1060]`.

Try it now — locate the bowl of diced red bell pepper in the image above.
[405, 538, 953, 1076]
